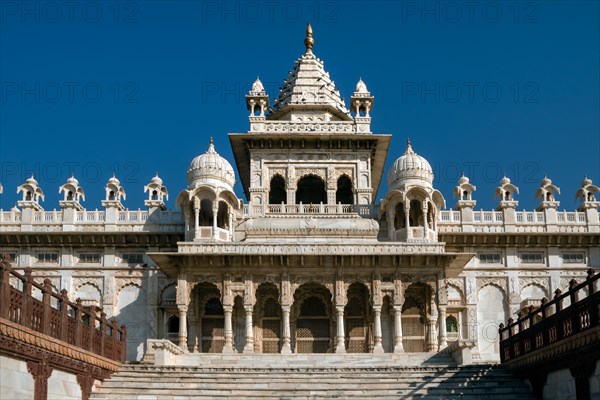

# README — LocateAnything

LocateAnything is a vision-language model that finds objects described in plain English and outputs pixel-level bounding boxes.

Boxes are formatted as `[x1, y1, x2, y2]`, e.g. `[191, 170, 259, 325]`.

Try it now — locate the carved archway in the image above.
[254, 282, 281, 353]
[292, 282, 332, 353]
[345, 282, 370, 353]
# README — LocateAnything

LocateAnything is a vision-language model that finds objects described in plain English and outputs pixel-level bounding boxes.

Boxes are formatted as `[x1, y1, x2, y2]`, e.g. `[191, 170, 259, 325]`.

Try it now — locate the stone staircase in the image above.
[91, 354, 534, 399]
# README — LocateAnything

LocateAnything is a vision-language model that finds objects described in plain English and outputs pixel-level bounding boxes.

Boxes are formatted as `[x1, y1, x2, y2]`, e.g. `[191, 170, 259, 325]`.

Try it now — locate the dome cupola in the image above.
[186, 139, 236, 191]
[387, 139, 434, 190]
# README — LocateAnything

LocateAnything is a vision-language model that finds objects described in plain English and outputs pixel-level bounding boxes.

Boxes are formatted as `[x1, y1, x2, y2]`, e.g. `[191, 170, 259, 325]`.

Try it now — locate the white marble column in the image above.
[212, 206, 218, 239]
[281, 306, 291, 354]
[243, 306, 254, 353]
[178, 306, 188, 351]
[393, 306, 404, 353]
[222, 305, 234, 353]
[438, 306, 448, 350]
[335, 306, 346, 353]
[427, 318, 438, 351]
[373, 305, 384, 354]
[193, 207, 200, 240]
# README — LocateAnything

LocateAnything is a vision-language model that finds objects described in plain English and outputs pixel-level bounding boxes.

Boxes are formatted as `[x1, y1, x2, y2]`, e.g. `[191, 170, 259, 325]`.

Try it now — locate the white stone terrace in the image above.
[0, 205, 597, 234]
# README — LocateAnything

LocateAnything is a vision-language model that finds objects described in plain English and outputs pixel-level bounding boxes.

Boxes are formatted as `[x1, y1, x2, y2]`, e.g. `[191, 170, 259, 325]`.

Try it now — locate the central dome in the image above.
[186, 139, 235, 190]
[387, 139, 434, 190]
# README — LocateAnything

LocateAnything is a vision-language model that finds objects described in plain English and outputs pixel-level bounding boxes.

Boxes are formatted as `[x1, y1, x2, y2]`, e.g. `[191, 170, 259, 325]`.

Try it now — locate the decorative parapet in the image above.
[437, 209, 595, 233]
[0, 208, 184, 233]
[251, 121, 359, 135]
[177, 242, 447, 256]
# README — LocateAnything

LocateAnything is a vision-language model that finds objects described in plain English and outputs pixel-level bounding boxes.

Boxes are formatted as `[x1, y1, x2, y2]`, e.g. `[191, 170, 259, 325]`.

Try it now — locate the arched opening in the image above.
[167, 316, 180, 344]
[296, 175, 326, 204]
[108, 191, 115, 201]
[67, 191, 73, 201]
[255, 283, 281, 354]
[216, 201, 228, 229]
[232, 296, 245, 352]
[152, 190, 158, 200]
[505, 191, 511, 201]
[409, 200, 423, 227]
[381, 296, 394, 353]
[345, 283, 369, 353]
[477, 285, 508, 358]
[335, 175, 353, 205]
[462, 190, 469, 200]
[446, 316, 458, 333]
[402, 283, 429, 352]
[191, 282, 224, 353]
[199, 199, 213, 226]
[269, 175, 287, 204]
[394, 202, 406, 229]
[292, 283, 332, 353]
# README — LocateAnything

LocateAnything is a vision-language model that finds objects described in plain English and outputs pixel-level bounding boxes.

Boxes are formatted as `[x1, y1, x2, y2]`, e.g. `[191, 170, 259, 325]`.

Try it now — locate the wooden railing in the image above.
[499, 268, 599, 364]
[0, 255, 126, 363]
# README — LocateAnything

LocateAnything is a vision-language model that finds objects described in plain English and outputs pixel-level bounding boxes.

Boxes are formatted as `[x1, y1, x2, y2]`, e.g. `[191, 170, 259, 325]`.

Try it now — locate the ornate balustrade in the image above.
[499, 268, 599, 364]
[0, 256, 126, 363]
[244, 203, 375, 218]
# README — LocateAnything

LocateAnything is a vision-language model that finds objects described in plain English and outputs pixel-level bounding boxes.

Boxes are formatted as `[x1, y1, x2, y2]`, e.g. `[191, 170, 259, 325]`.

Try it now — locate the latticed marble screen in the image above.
[261, 319, 281, 353]
[296, 318, 330, 353]
[346, 318, 367, 353]
[202, 317, 224, 353]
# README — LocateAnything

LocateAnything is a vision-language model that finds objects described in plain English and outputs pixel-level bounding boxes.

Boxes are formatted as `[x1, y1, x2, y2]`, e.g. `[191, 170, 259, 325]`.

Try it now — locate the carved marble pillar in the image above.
[422, 202, 429, 239]
[427, 318, 438, 351]
[335, 306, 346, 353]
[193, 205, 199, 240]
[223, 305, 234, 353]
[243, 306, 254, 353]
[281, 306, 292, 354]
[27, 360, 53, 400]
[438, 305, 448, 350]
[404, 202, 410, 234]
[393, 306, 404, 353]
[177, 305, 188, 350]
[212, 204, 218, 239]
[373, 305, 384, 354]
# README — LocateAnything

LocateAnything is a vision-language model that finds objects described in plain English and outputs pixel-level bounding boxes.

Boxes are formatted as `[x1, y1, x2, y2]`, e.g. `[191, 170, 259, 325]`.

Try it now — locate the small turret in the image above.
[17, 175, 44, 211]
[575, 176, 599, 211]
[144, 173, 168, 211]
[534, 175, 560, 210]
[246, 77, 270, 117]
[102, 174, 126, 211]
[494, 176, 519, 210]
[59, 175, 85, 211]
[454, 174, 476, 209]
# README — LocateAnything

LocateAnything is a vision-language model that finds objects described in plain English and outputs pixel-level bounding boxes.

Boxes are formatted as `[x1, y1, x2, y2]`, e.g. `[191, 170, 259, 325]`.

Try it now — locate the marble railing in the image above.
[437, 210, 593, 233]
[243, 203, 374, 218]
[0, 209, 184, 233]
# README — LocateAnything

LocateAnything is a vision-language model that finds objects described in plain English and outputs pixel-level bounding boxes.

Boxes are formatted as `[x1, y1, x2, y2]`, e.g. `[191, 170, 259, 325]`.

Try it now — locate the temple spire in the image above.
[304, 23, 314, 53]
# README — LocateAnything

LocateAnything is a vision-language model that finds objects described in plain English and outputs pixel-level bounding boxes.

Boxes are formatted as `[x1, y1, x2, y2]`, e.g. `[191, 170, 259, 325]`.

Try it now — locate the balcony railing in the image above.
[244, 203, 375, 218]
[0, 255, 127, 363]
[499, 269, 599, 364]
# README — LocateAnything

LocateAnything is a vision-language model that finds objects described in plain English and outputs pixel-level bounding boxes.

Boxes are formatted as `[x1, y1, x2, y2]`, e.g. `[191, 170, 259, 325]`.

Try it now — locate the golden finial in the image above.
[304, 22, 314, 53]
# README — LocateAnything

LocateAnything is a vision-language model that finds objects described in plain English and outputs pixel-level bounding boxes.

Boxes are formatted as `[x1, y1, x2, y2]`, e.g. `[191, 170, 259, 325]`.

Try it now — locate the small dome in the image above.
[355, 78, 368, 93]
[582, 176, 593, 187]
[541, 175, 552, 187]
[458, 174, 469, 185]
[251, 77, 266, 94]
[66, 175, 79, 185]
[500, 176, 511, 186]
[107, 175, 120, 186]
[25, 175, 38, 185]
[150, 174, 163, 186]
[387, 139, 434, 188]
[187, 139, 235, 190]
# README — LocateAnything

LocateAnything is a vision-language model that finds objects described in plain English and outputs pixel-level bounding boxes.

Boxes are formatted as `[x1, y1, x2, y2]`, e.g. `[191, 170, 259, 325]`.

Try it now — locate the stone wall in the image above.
[0, 355, 34, 400]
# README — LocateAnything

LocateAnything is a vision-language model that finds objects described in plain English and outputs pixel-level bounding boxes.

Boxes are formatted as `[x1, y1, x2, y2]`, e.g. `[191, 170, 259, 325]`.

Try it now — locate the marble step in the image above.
[92, 364, 534, 400]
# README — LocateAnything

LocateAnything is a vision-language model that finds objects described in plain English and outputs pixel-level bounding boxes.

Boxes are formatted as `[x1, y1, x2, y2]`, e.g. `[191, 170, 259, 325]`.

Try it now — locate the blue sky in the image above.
[1, 0, 599, 211]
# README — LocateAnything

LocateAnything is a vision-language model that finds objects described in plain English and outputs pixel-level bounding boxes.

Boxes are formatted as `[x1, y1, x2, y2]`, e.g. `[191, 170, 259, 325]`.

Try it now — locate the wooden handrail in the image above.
[499, 268, 599, 363]
[0, 254, 126, 363]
